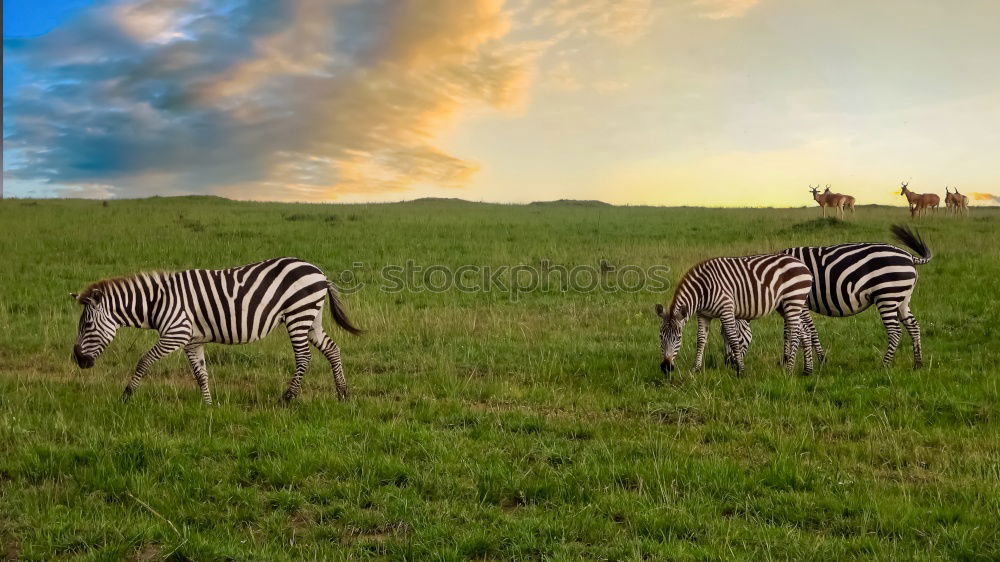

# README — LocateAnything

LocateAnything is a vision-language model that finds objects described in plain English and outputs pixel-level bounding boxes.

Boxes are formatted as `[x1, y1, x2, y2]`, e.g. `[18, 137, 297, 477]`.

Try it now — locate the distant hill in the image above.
[408, 197, 475, 204]
[528, 199, 613, 207]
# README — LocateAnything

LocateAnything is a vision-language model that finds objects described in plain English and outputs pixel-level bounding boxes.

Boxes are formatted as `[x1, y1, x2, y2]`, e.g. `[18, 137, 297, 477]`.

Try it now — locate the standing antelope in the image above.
[723, 225, 932, 370]
[899, 182, 940, 218]
[844, 195, 856, 214]
[71, 257, 364, 404]
[947, 187, 969, 217]
[654, 254, 813, 377]
[809, 184, 850, 219]
[824, 185, 855, 216]
[945, 187, 958, 214]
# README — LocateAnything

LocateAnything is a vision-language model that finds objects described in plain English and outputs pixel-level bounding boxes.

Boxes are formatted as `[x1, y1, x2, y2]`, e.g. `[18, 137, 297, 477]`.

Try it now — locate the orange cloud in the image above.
[194, 0, 535, 199]
[969, 192, 1000, 203]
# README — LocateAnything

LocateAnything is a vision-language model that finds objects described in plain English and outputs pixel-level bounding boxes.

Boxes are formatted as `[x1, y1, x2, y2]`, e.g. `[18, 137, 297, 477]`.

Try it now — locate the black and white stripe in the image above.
[71, 257, 363, 403]
[655, 254, 813, 376]
[728, 225, 931, 369]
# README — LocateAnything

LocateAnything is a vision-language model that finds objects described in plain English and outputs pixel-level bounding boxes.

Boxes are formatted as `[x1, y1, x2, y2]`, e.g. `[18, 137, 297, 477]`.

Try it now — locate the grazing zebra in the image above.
[725, 225, 932, 369]
[655, 254, 813, 376]
[71, 257, 363, 404]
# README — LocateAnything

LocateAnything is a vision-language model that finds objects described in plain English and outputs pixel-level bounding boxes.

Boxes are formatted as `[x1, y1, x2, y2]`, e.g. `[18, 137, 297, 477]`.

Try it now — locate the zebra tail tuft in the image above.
[891, 224, 932, 265]
[327, 282, 365, 335]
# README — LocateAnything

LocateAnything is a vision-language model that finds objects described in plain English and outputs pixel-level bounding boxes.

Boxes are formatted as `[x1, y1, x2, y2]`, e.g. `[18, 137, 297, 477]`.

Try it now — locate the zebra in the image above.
[655, 254, 813, 376]
[724, 225, 932, 369]
[71, 257, 363, 404]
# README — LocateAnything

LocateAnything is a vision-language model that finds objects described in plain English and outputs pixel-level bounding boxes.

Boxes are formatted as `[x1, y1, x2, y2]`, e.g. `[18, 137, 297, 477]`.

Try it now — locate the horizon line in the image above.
[3, 194, 999, 209]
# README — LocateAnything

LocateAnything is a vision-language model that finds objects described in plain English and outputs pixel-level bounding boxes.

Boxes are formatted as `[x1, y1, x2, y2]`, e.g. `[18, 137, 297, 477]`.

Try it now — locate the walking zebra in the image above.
[725, 225, 932, 369]
[71, 257, 363, 404]
[655, 254, 813, 376]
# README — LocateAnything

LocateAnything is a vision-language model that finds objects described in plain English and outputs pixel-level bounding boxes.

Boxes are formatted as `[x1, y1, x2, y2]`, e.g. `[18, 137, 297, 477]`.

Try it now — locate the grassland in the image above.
[1, 197, 998, 560]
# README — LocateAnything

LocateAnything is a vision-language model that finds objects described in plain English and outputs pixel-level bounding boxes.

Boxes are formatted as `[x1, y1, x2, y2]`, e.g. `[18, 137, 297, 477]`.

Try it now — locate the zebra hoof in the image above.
[280, 390, 298, 404]
[913, 362, 923, 370]
[120, 388, 134, 403]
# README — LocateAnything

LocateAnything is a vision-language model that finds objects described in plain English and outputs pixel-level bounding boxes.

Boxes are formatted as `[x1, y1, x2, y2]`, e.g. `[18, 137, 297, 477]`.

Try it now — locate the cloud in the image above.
[693, 0, 760, 20]
[529, 0, 655, 44]
[545, 61, 582, 91]
[3, 0, 537, 200]
[969, 192, 1000, 204]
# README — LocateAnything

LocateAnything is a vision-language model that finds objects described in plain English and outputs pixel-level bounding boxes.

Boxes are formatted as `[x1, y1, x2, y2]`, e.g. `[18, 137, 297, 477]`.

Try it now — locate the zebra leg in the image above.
[722, 323, 735, 369]
[899, 306, 923, 369]
[798, 313, 814, 376]
[801, 312, 826, 365]
[693, 315, 709, 372]
[310, 325, 349, 400]
[780, 304, 804, 375]
[877, 302, 903, 366]
[122, 323, 190, 402]
[723, 319, 751, 369]
[719, 309, 744, 375]
[184, 344, 213, 405]
[281, 319, 313, 403]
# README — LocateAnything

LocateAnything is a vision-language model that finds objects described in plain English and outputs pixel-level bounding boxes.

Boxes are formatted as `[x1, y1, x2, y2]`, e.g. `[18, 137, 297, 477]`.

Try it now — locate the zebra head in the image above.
[70, 288, 118, 368]
[655, 303, 687, 374]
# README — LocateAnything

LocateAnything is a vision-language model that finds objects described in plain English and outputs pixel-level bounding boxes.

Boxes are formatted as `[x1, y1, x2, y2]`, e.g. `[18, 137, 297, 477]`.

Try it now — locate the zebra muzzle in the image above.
[660, 358, 675, 374]
[73, 346, 95, 369]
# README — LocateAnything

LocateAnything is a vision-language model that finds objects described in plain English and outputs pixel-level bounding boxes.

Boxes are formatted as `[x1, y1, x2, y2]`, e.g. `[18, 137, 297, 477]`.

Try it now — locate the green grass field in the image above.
[1, 198, 998, 560]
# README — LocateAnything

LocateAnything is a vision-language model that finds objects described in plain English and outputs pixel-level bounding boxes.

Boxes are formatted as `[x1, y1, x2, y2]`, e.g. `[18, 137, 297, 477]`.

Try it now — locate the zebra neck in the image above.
[669, 297, 698, 322]
[671, 283, 700, 318]
[108, 273, 166, 329]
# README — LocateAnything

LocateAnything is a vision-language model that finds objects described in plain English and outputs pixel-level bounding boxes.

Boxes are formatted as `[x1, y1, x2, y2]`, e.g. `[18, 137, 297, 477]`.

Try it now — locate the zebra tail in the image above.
[890, 224, 933, 265]
[327, 282, 365, 335]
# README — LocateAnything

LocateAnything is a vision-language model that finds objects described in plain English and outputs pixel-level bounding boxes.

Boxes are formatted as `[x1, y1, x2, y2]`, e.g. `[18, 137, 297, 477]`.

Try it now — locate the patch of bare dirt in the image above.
[130, 543, 162, 562]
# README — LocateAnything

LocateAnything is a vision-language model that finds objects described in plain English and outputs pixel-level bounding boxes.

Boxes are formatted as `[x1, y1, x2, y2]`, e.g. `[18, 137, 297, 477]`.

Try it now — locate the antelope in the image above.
[899, 182, 939, 218]
[945, 187, 958, 214]
[946, 187, 969, 217]
[809, 184, 849, 219]
[824, 185, 855, 215]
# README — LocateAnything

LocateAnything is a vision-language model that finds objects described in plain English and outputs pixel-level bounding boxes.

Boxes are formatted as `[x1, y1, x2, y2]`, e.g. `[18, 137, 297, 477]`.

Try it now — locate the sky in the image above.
[3, 0, 1000, 206]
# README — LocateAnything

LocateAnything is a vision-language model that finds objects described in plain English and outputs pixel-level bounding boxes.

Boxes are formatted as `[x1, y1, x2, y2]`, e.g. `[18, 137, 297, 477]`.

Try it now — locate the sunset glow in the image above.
[4, 0, 1000, 206]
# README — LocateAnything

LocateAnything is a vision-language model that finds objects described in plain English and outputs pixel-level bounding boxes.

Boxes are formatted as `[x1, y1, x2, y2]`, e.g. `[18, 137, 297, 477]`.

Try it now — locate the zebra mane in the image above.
[79, 272, 166, 300]
[668, 260, 708, 316]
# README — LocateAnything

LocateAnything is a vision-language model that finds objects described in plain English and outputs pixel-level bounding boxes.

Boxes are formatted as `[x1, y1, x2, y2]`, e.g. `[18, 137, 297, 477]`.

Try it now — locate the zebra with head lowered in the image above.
[72, 257, 363, 404]
[725, 225, 932, 369]
[655, 253, 814, 376]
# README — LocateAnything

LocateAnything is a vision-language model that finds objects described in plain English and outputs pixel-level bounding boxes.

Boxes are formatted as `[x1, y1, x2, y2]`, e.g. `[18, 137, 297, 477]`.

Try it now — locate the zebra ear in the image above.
[654, 304, 665, 318]
[70, 292, 80, 301]
[90, 288, 104, 302]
